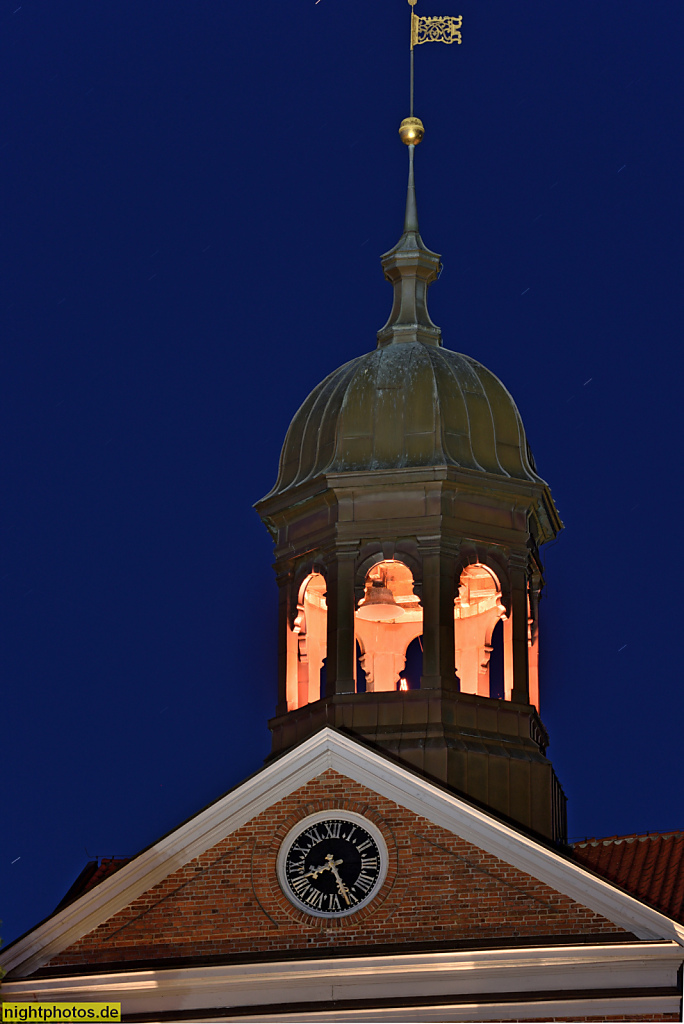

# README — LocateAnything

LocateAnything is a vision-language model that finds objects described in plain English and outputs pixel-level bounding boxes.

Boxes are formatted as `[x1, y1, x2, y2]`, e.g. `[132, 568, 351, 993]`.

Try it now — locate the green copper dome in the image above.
[264, 145, 545, 501]
[265, 342, 543, 499]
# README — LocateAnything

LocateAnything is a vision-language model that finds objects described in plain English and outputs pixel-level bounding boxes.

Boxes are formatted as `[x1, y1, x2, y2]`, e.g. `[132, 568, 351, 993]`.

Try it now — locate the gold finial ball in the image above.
[398, 116, 425, 146]
[408, 0, 418, 5]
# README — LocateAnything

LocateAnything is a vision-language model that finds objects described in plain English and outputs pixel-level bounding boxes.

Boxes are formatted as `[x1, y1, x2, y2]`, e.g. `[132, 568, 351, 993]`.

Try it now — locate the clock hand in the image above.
[301, 860, 332, 880]
[325, 853, 351, 905]
[300, 854, 344, 881]
[297, 854, 350, 905]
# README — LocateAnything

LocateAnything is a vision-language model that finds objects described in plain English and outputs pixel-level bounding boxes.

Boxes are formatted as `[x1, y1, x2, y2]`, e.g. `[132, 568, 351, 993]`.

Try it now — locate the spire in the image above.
[376, 0, 464, 348]
[377, 130, 442, 348]
[403, 138, 420, 236]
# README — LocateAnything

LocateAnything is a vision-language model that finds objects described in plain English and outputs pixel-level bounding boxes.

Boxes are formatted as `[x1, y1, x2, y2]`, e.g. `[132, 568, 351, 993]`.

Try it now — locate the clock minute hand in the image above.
[325, 853, 351, 905]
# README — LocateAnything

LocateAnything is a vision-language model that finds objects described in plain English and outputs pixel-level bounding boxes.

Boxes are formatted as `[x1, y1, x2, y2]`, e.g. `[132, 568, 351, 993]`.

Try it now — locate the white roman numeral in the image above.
[304, 888, 324, 909]
[354, 871, 374, 894]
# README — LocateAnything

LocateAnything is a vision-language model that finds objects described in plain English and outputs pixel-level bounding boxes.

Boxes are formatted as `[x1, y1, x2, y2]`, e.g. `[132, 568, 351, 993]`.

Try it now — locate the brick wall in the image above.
[49, 769, 625, 967]
[496, 1017, 680, 1022]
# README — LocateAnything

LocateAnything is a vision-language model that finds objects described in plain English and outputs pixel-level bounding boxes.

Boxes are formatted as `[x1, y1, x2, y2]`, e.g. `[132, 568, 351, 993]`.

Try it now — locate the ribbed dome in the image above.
[266, 341, 544, 499]
[264, 145, 547, 503]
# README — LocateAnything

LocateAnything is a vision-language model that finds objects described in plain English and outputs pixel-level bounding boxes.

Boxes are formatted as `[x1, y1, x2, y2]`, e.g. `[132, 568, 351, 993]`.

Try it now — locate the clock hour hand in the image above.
[301, 860, 332, 880]
[325, 853, 351, 905]
[301, 854, 343, 880]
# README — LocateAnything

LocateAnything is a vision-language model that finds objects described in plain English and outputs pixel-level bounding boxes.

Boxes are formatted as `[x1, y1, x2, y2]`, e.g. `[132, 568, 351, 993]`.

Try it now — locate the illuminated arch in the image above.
[454, 563, 507, 698]
[354, 559, 423, 692]
[286, 571, 327, 710]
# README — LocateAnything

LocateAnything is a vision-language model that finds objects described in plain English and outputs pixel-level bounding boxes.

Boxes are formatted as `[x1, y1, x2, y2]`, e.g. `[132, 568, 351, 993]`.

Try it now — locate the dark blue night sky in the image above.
[2, 0, 683, 947]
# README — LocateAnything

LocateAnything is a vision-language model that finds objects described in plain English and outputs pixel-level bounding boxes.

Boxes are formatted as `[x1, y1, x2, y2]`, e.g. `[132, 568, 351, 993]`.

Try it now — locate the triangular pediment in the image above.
[3, 728, 683, 979]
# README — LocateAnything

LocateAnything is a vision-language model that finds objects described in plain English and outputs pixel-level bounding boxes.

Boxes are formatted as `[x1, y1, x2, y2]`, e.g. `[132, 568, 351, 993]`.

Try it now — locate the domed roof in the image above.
[265, 341, 544, 500]
[263, 147, 545, 503]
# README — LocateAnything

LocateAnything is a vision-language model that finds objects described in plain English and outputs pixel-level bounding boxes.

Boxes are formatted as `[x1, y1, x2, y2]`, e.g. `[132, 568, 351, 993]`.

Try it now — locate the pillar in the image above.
[503, 612, 514, 702]
[324, 545, 357, 695]
[276, 567, 295, 716]
[420, 540, 456, 690]
[509, 553, 530, 705]
[528, 577, 540, 711]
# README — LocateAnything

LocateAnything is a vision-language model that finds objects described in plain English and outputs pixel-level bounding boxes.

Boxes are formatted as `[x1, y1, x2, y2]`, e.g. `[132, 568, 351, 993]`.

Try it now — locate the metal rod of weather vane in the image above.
[408, 2, 416, 117]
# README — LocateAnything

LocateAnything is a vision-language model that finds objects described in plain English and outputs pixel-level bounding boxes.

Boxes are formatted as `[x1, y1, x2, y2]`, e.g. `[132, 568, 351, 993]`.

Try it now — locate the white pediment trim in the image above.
[3, 942, 682, 1021]
[3, 728, 683, 977]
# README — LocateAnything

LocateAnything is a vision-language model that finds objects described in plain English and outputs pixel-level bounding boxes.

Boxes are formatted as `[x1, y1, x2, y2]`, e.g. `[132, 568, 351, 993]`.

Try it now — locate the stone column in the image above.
[527, 573, 541, 711]
[509, 552, 530, 705]
[324, 544, 357, 695]
[419, 539, 456, 690]
[275, 566, 294, 716]
[503, 612, 514, 702]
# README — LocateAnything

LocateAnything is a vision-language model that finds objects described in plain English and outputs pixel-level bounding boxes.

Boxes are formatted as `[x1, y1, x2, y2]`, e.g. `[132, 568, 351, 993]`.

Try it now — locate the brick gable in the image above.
[48, 769, 625, 968]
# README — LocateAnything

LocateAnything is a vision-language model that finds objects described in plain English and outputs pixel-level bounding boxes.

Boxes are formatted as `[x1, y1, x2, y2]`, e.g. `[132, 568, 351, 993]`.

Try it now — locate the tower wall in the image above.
[258, 465, 566, 844]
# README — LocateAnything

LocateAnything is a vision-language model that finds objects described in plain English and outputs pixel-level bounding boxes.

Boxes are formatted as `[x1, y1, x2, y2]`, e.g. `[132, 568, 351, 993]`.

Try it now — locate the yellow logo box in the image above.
[2, 1006, 121, 1022]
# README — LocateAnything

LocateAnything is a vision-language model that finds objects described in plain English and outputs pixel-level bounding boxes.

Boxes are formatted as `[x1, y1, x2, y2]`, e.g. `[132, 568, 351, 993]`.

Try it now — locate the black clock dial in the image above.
[282, 817, 383, 916]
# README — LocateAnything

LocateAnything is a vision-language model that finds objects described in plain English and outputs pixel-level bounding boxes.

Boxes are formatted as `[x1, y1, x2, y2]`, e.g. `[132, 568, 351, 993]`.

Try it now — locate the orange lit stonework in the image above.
[285, 558, 540, 711]
[286, 572, 327, 711]
[355, 560, 422, 692]
[454, 563, 505, 698]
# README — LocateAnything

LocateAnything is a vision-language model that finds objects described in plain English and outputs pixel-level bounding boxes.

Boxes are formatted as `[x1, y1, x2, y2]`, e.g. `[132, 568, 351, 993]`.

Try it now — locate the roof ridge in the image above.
[573, 830, 684, 846]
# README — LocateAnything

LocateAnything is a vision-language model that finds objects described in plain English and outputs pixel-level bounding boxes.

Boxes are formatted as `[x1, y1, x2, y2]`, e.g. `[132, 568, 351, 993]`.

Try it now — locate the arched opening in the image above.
[286, 572, 327, 710]
[354, 559, 422, 692]
[355, 640, 368, 694]
[454, 563, 507, 698]
[489, 618, 505, 699]
[528, 590, 539, 711]
[400, 635, 423, 690]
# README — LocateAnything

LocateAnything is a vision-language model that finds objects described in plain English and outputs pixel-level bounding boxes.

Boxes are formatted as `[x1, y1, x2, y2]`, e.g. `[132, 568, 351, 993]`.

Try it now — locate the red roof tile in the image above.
[572, 831, 684, 923]
[54, 857, 132, 913]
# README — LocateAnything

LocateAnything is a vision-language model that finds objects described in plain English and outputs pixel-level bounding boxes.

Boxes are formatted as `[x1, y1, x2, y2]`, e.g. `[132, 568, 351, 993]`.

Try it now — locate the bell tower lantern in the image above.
[255, 124, 565, 845]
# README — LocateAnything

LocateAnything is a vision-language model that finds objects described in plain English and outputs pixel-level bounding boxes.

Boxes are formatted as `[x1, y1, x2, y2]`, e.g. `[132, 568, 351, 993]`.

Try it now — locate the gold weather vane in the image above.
[410, 1, 462, 47]
[403, 0, 462, 129]
[394, 0, 462, 252]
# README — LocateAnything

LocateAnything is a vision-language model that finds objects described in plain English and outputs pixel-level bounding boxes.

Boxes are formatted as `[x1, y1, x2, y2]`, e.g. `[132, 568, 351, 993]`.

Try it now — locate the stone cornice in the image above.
[3, 942, 682, 1021]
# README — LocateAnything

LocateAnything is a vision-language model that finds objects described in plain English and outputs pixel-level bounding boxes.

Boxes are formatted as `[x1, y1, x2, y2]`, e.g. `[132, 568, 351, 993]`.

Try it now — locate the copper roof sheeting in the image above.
[264, 344, 545, 500]
[572, 831, 684, 923]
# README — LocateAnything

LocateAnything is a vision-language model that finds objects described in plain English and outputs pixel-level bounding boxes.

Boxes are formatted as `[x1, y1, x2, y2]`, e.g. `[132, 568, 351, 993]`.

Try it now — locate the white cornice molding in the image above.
[218, 1000, 681, 1023]
[322, 731, 684, 945]
[201, 996, 681, 1023]
[3, 729, 684, 978]
[3, 943, 682, 1019]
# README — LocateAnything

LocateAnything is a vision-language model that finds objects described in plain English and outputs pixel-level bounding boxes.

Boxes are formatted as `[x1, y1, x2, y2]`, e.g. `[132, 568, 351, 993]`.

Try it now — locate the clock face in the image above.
[277, 811, 387, 918]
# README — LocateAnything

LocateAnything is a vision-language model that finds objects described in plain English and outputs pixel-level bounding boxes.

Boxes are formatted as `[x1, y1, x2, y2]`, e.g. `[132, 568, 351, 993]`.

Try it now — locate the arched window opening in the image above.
[355, 640, 368, 694]
[286, 572, 327, 710]
[528, 590, 539, 711]
[355, 560, 422, 692]
[489, 618, 505, 699]
[454, 563, 506, 699]
[399, 635, 423, 690]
